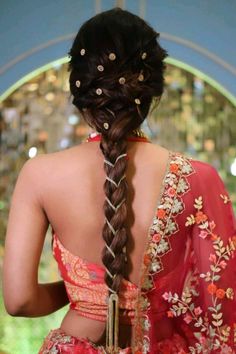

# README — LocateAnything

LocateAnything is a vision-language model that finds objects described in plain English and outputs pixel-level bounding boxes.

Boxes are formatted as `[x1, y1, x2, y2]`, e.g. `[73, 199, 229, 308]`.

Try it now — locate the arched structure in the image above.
[0, 0, 235, 104]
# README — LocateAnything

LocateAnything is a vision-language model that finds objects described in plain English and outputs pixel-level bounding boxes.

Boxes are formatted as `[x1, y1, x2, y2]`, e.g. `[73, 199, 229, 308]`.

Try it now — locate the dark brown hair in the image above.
[67, 6, 168, 347]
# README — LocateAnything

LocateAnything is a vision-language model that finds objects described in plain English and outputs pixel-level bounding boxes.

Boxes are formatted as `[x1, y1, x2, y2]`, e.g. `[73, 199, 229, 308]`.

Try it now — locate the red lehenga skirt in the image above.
[38, 327, 190, 354]
[38, 328, 132, 354]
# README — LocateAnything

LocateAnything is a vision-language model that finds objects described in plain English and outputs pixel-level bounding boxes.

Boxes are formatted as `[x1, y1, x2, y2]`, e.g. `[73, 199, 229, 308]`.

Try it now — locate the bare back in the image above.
[41, 139, 170, 345]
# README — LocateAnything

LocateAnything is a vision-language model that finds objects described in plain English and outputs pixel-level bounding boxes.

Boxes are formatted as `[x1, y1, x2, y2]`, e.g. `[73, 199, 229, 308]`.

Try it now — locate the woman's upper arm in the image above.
[3, 156, 49, 312]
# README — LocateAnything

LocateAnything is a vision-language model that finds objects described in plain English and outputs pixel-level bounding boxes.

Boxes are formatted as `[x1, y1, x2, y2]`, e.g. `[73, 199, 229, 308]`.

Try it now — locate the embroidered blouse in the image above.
[52, 233, 138, 325]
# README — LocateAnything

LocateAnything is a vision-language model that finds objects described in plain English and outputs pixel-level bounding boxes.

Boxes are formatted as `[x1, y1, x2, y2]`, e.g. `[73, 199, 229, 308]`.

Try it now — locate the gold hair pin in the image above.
[108, 52, 116, 61]
[135, 98, 141, 105]
[118, 77, 126, 84]
[96, 88, 103, 95]
[141, 52, 147, 60]
[138, 73, 144, 82]
[97, 65, 104, 72]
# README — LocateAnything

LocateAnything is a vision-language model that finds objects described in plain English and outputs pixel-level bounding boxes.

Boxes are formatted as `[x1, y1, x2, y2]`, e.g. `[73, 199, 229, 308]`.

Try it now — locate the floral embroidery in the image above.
[162, 195, 236, 353]
[38, 328, 111, 354]
[39, 329, 75, 354]
[145, 152, 195, 278]
[133, 151, 195, 353]
[220, 194, 231, 204]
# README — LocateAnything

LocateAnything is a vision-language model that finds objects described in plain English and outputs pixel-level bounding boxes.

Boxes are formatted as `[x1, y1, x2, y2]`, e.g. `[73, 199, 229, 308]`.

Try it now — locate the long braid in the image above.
[100, 136, 128, 293]
[67, 7, 168, 351]
[99, 134, 129, 351]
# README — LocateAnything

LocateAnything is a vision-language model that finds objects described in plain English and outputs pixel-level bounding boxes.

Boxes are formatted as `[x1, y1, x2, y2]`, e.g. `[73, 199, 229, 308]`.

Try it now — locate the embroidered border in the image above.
[163, 194, 236, 353]
[132, 151, 196, 353]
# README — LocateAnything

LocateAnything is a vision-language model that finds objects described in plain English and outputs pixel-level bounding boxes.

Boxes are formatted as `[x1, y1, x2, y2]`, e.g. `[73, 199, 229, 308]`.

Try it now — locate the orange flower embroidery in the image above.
[207, 283, 217, 295]
[157, 209, 166, 219]
[195, 211, 208, 224]
[144, 254, 151, 266]
[170, 163, 179, 173]
[210, 233, 219, 241]
[215, 288, 225, 299]
[167, 310, 174, 318]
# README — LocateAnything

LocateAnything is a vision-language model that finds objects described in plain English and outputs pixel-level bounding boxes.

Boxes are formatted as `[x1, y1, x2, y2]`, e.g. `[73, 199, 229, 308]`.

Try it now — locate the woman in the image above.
[3, 7, 236, 354]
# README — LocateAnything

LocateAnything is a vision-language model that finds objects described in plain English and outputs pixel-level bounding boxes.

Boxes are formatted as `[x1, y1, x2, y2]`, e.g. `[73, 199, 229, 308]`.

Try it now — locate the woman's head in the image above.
[68, 7, 168, 140]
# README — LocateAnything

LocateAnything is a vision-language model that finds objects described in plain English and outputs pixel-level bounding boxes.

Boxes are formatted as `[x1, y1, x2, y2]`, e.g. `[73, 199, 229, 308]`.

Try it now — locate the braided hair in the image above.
[67, 7, 168, 349]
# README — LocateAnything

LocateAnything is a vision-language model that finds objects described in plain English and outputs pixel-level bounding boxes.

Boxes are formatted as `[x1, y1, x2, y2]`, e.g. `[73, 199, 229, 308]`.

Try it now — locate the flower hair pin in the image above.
[96, 88, 103, 95]
[97, 65, 104, 72]
[108, 52, 116, 61]
[103, 122, 109, 130]
[141, 52, 147, 60]
[118, 77, 126, 85]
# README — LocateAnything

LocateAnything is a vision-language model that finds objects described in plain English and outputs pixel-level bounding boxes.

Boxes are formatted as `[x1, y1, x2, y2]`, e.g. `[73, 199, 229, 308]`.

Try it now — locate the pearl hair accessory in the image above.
[103, 122, 109, 129]
[118, 77, 126, 84]
[97, 65, 104, 72]
[138, 73, 144, 82]
[141, 52, 147, 60]
[96, 88, 103, 95]
[108, 52, 116, 61]
[73, 47, 150, 102]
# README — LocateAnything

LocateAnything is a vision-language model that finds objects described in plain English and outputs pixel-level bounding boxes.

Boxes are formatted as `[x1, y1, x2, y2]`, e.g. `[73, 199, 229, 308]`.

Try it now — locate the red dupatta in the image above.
[131, 152, 236, 353]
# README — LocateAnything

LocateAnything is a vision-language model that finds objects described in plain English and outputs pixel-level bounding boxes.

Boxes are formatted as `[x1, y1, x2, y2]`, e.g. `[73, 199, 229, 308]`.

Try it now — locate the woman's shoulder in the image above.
[22, 143, 91, 171]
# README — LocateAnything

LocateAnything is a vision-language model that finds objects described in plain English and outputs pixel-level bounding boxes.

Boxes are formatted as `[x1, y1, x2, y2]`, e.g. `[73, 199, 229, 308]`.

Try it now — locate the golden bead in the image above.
[96, 88, 103, 95]
[103, 122, 109, 129]
[118, 77, 126, 84]
[109, 52, 116, 61]
[135, 98, 141, 105]
[75, 80, 81, 88]
[80, 48, 86, 56]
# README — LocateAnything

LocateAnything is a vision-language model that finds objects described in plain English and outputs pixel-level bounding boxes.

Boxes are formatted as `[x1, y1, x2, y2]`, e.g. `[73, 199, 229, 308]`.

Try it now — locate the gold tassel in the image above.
[106, 293, 119, 353]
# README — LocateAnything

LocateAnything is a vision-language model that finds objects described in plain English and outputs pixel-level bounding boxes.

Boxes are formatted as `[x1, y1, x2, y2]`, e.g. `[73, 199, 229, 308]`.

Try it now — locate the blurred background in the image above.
[0, 1, 236, 353]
